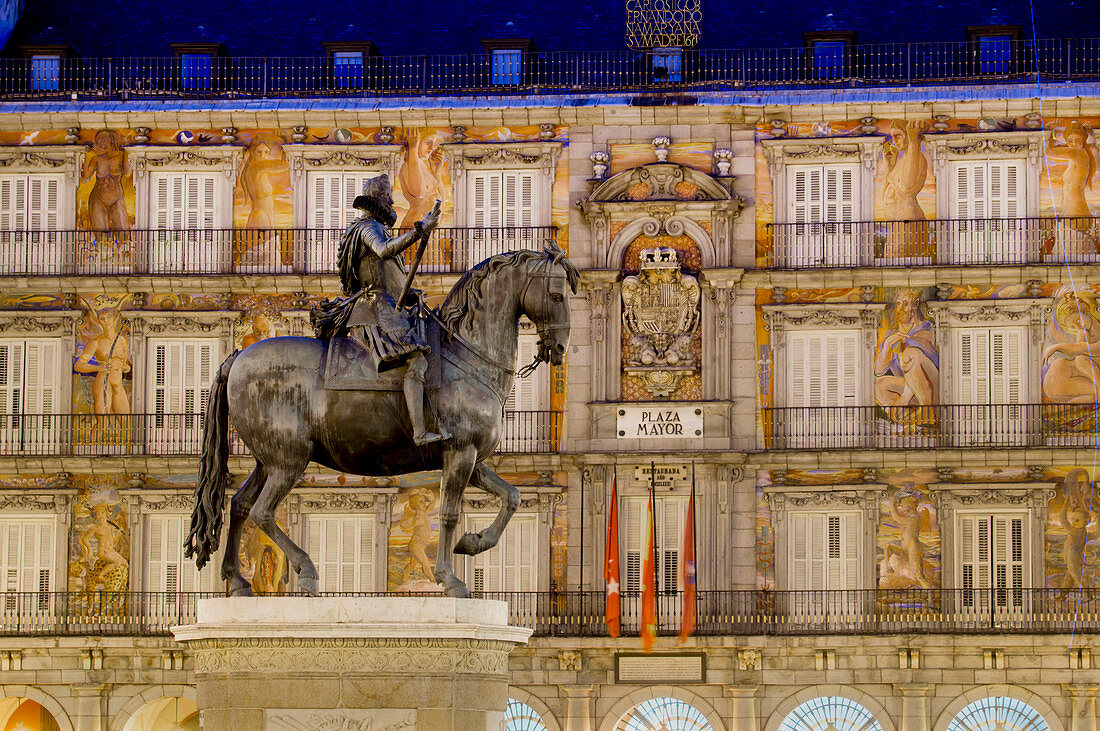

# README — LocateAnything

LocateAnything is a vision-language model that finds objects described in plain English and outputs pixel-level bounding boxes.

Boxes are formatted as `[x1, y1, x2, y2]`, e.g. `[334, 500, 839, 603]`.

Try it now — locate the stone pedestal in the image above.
[172, 596, 532, 731]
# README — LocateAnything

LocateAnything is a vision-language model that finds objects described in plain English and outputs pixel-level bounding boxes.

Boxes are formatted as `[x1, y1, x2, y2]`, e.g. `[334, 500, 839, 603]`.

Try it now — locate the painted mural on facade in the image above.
[754, 115, 1100, 264]
[73, 294, 133, 418]
[877, 470, 940, 592]
[875, 288, 939, 436]
[69, 474, 130, 612]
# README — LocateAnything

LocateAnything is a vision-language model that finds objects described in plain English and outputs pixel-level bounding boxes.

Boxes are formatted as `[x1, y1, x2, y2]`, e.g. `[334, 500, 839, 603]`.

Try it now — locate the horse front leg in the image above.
[453, 462, 518, 557]
[220, 462, 266, 596]
[249, 466, 317, 595]
[434, 444, 477, 598]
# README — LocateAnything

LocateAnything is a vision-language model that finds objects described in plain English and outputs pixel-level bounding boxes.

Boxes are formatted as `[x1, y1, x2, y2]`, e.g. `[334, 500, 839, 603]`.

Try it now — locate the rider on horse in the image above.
[338, 174, 448, 446]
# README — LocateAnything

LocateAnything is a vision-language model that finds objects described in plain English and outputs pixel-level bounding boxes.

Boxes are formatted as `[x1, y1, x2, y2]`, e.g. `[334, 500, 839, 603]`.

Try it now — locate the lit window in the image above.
[504, 699, 549, 731]
[491, 49, 522, 85]
[333, 51, 363, 89]
[979, 35, 1012, 74]
[813, 40, 847, 79]
[181, 53, 212, 91]
[652, 48, 682, 82]
[30, 55, 60, 91]
[614, 697, 711, 731]
[778, 696, 883, 731]
[946, 696, 1050, 731]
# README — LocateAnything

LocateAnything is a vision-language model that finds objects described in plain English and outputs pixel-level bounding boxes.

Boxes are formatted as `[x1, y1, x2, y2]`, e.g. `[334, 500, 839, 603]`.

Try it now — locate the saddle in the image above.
[321, 318, 442, 391]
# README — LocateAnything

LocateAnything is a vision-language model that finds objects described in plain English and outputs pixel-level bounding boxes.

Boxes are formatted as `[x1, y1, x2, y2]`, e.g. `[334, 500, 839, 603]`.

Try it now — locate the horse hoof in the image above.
[443, 580, 470, 599]
[453, 532, 482, 555]
[298, 576, 319, 596]
[229, 583, 255, 598]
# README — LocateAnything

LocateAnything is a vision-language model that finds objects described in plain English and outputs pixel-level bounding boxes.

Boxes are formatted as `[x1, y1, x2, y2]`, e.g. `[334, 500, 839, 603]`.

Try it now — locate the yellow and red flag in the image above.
[679, 479, 697, 643]
[640, 487, 657, 652]
[604, 478, 621, 638]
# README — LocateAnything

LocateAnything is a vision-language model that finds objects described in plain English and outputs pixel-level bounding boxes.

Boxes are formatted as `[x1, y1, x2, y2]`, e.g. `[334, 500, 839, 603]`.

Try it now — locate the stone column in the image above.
[1065, 684, 1100, 731]
[70, 683, 106, 731]
[894, 683, 933, 731]
[561, 684, 596, 731]
[725, 684, 760, 731]
[173, 597, 531, 731]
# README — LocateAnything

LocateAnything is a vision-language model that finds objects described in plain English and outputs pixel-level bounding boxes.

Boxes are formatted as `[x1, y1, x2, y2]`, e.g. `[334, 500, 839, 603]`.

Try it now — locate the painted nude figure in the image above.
[398, 128, 446, 229]
[881, 486, 933, 589]
[874, 289, 939, 424]
[73, 298, 131, 415]
[1048, 122, 1095, 220]
[236, 140, 290, 266]
[1058, 468, 1099, 590]
[399, 488, 436, 585]
[80, 504, 129, 579]
[882, 120, 930, 257]
[1043, 290, 1100, 404]
[81, 130, 130, 231]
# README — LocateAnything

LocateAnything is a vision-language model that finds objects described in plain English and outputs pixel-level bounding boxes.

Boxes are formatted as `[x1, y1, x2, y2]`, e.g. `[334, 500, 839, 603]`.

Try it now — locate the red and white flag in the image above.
[604, 478, 620, 638]
[640, 487, 657, 652]
[679, 479, 697, 643]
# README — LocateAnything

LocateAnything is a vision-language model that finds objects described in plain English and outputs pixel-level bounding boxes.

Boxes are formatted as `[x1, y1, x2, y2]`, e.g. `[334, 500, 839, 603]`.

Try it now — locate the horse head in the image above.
[520, 241, 578, 366]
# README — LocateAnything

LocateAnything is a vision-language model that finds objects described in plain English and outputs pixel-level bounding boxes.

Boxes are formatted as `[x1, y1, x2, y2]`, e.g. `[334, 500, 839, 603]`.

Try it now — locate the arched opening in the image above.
[776, 696, 883, 731]
[945, 697, 1051, 731]
[120, 697, 199, 731]
[614, 696, 712, 731]
[0, 698, 61, 731]
[505, 698, 550, 731]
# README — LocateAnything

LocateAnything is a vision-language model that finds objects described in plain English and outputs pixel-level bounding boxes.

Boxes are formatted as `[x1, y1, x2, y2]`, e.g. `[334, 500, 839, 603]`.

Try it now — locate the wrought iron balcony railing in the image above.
[765, 216, 1100, 268]
[0, 411, 562, 455]
[0, 226, 557, 276]
[4, 589, 1100, 637]
[3, 38, 1098, 99]
[763, 403, 1100, 450]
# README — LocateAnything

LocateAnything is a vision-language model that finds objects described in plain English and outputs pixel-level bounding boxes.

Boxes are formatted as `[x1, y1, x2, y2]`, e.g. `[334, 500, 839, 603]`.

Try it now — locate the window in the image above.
[789, 511, 861, 591]
[949, 158, 1027, 263]
[651, 48, 682, 82]
[333, 51, 363, 89]
[464, 514, 536, 593]
[148, 171, 220, 272]
[491, 49, 522, 85]
[622, 495, 686, 596]
[306, 515, 376, 592]
[305, 170, 380, 272]
[0, 173, 63, 231]
[0, 518, 53, 594]
[957, 512, 1028, 616]
[978, 35, 1013, 74]
[785, 163, 860, 266]
[812, 41, 847, 79]
[466, 170, 539, 266]
[0, 339, 60, 452]
[145, 514, 217, 594]
[180, 53, 212, 91]
[30, 55, 60, 92]
[501, 327, 552, 452]
[946, 697, 1050, 731]
[777, 696, 883, 731]
[613, 697, 711, 731]
[784, 329, 863, 446]
[504, 699, 549, 731]
[954, 326, 1027, 444]
[147, 339, 218, 453]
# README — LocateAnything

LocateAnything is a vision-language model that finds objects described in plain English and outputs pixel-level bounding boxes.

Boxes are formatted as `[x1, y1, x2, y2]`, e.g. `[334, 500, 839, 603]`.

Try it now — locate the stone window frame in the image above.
[761, 136, 881, 225]
[0, 479, 76, 594]
[762, 303, 884, 410]
[285, 488, 398, 593]
[442, 142, 562, 228]
[930, 481, 1052, 590]
[925, 298, 1050, 406]
[0, 146, 84, 230]
[762, 484, 882, 592]
[0, 312, 80, 417]
[923, 130, 1045, 219]
[282, 144, 403, 229]
[126, 146, 244, 230]
[459, 486, 561, 593]
[121, 487, 208, 594]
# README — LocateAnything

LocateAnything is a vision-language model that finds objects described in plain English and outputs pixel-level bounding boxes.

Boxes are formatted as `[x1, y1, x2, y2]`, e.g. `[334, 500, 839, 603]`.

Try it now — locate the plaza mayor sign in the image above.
[617, 406, 703, 438]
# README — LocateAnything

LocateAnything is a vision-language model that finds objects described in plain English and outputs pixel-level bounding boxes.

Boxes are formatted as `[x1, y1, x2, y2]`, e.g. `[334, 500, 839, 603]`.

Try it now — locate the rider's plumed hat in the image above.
[353, 174, 392, 212]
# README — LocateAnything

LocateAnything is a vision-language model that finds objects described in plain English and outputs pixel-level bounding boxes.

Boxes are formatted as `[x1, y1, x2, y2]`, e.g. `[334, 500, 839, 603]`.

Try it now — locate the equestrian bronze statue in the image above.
[184, 174, 577, 597]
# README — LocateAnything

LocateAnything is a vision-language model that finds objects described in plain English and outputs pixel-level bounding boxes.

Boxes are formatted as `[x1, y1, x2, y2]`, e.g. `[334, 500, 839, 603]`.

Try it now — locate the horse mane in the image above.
[439, 248, 579, 333]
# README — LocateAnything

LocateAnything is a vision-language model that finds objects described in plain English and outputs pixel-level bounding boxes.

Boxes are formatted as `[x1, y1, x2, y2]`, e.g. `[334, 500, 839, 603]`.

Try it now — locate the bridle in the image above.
[516, 254, 570, 376]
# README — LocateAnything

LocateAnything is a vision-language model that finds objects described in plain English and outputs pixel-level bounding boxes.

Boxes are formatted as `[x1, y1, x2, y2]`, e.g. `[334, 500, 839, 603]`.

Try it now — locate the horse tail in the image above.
[185, 350, 239, 570]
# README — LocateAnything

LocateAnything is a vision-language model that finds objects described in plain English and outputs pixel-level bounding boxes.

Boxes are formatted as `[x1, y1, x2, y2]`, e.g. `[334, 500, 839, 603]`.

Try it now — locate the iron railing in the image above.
[0, 226, 557, 276]
[4, 589, 1100, 636]
[763, 403, 1100, 450]
[765, 216, 1100, 268]
[3, 38, 1098, 100]
[0, 411, 562, 455]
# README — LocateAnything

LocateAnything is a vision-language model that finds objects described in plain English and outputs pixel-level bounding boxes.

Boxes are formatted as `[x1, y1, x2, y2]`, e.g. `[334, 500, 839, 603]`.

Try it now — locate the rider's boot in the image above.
[404, 353, 449, 445]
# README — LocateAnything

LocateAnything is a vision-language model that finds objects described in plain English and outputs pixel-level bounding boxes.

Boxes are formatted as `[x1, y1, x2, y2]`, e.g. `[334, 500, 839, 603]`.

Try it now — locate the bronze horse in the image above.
[185, 246, 577, 597]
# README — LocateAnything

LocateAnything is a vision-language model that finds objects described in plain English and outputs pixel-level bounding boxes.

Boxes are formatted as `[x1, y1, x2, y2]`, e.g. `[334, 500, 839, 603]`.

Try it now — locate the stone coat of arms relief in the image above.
[621, 247, 701, 397]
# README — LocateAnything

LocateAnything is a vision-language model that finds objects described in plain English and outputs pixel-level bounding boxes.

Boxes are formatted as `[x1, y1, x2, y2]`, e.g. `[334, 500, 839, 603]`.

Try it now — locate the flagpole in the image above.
[650, 460, 658, 633]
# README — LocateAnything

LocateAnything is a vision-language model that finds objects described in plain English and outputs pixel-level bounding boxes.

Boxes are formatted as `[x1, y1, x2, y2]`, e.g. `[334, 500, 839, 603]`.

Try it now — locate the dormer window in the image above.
[651, 48, 682, 83]
[171, 43, 223, 92]
[324, 42, 377, 90]
[482, 39, 535, 87]
[30, 56, 60, 91]
[968, 26, 1021, 75]
[804, 32, 854, 80]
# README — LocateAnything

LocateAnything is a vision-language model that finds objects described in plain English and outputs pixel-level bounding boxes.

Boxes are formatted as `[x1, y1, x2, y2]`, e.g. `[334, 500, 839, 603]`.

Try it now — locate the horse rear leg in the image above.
[434, 444, 477, 598]
[249, 465, 317, 595]
[220, 460, 267, 597]
[453, 462, 519, 557]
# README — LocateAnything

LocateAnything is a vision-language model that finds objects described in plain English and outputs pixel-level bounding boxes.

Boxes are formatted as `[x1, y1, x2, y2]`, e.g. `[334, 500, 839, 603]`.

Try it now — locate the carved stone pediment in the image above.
[587, 162, 735, 204]
[443, 142, 562, 173]
[0, 146, 83, 183]
[127, 145, 244, 180]
[283, 144, 401, 177]
[929, 482, 1055, 511]
[924, 130, 1046, 168]
[0, 311, 79, 337]
[763, 484, 885, 515]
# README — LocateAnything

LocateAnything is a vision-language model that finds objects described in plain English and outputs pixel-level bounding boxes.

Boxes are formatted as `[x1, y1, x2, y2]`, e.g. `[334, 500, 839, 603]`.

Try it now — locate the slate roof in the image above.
[7, 0, 1099, 57]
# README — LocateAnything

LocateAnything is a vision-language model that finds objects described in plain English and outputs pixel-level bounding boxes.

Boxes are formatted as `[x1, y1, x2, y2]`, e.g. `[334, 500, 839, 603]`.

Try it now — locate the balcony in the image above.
[2, 589, 1098, 637]
[0, 411, 562, 456]
[765, 217, 1100, 268]
[0, 38, 1096, 100]
[763, 403, 1100, 450]
[0, 226, 557, 276]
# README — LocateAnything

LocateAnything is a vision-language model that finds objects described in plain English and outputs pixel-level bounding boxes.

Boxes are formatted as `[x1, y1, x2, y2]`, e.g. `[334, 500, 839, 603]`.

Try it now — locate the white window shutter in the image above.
[0, 518, 53, 593]
[788, 167, 810, 224]
[957, 329, 990, 404]
[660, 498, 686, 593]
[147, 514, 166, 593]
[842, 513, 861, 589]
[790, 511, 858, 591]
[787, 331, 860, 408]
[789, 511, 808, 590]
[308, 515, 375, 592]
[22, 340, 57, 416]
[623, 497, 642, 594]
[506, 330, 542, 412]
[150, 339, 219, 415]
[787, 333, 807, 407]
[823, 165, 856, 223]
[469, 172, 491, 228]
[0, 341, 23, 415]
[27, 175, 62, 231]
[989, 328, 1024, 405]
[0, 176, 23, 230]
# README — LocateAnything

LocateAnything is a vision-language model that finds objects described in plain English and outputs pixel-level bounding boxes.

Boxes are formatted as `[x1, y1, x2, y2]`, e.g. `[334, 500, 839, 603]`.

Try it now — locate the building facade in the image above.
[0, 7, 1098, 730]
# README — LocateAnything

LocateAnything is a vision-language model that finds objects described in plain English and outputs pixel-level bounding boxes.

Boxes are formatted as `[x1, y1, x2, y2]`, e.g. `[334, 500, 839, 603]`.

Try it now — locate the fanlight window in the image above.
[777, 696, 882, 731]
[614, 697, 711, 731]
[504, 699, 549, 731]
[945, 697, 1051, 731]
